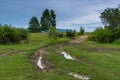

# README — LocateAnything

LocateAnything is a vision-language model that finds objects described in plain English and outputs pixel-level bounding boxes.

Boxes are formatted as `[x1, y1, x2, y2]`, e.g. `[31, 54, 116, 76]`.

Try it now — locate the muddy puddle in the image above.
[61, 51, 74, 60]
[68, 72, 90, 80]
[37, 56, 44, 69]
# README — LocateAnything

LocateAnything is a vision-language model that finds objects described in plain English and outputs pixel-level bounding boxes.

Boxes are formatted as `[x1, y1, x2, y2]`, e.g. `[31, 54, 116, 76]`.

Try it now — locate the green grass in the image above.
[34, 41, 120, 80]
[0, 33, 120, 80]
[0, 33, 71, 80]
[62, 41, 120, 80]
[44, 40, 120, 80]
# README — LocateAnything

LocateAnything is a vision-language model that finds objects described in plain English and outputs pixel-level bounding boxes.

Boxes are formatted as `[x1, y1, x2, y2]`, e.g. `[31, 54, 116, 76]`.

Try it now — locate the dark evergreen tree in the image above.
[28, 16, 40, 32]
[50, 10, 56, 27]
[40, 9, 50, 31]
[40, 9, 56, 31]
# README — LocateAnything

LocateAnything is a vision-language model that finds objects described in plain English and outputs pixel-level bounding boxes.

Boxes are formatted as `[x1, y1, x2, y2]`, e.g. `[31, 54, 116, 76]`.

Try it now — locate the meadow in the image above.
[0, 33, 120, 80]
[0, 33, 70, 80]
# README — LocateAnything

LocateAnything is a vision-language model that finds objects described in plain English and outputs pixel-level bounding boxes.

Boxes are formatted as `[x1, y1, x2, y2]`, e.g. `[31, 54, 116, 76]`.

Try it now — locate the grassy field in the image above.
[44, 40, 120, 80]
[63, 42, 120, 80]
[0, 33, 71, 80]
[0, 33, 120, 80]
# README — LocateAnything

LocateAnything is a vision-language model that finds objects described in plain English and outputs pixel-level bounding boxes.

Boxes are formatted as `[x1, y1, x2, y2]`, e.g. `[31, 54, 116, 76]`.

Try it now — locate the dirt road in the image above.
[30, 35, 88, 71]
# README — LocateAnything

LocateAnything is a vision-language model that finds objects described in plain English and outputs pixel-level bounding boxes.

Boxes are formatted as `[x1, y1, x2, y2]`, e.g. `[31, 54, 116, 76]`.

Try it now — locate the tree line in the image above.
[28, 9, 56, 32]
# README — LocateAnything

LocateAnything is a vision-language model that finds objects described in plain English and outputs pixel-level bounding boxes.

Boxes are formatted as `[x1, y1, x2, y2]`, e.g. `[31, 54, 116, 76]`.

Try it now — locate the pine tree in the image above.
[50, 10, 56, 27]
[40, 9, 50, 31]
[40, 9, 56, 31]
[28, 16, 40, 32]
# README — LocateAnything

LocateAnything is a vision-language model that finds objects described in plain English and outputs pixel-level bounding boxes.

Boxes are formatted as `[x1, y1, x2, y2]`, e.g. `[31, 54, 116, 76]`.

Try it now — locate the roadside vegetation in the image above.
[0, 24, 28, 44]
[89, 8, 120, 43]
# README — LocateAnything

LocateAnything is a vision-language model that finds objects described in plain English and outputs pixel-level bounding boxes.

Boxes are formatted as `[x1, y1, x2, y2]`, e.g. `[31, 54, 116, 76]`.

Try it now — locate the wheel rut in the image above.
[30, 35, 88, 71]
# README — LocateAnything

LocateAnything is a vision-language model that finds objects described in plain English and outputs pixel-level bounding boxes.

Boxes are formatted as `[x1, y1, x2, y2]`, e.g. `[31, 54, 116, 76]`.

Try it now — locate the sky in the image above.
[0, 0, 120, 32]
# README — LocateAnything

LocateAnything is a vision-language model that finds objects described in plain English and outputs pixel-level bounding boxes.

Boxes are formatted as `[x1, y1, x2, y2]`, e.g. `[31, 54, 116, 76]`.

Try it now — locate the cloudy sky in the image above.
[0, 0, 120, 31]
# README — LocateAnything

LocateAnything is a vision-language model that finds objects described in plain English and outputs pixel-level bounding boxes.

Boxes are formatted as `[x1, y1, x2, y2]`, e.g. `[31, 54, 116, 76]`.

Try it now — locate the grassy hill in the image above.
[0, 33, 120, 80]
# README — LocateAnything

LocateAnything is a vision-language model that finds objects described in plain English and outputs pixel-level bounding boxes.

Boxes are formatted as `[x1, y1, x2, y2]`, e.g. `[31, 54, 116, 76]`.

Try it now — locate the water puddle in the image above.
[68, 72, 90, 80]
[37, 56, 44, 69]
[61, 52, 74, 60]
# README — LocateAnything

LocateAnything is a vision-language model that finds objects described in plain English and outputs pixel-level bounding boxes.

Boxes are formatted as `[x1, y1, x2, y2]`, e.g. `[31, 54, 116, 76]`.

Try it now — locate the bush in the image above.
[112, 27, 120, 40]
[0, 25, 28, 44]
[88, 27, 112, 43]
[48, 27, 64, 39]
[113, 39, 120, 44]
[66, 29, 76, 38]
[48, 27, 57, 39]
[17, 28, 28, 40]
[56, 32, 64, 37]
[78, 27, 85, 35]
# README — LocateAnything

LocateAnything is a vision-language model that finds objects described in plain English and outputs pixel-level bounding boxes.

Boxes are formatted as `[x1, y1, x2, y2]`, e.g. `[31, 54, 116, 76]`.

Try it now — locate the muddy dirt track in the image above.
[30, 35, 88, 71]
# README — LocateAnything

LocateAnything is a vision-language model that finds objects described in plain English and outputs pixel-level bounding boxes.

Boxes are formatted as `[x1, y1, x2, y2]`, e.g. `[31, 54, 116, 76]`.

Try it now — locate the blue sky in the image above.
[0, 0, 120, 31]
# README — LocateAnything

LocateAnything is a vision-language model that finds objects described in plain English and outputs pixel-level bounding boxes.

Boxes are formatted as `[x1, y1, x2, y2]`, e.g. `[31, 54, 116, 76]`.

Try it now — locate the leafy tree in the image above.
[79, 27, 85, 35]
[100, 8, 120, 30]
[40, 9, 56, 31]
[28, 16, 40, 32]
[89, 7, 120, 43]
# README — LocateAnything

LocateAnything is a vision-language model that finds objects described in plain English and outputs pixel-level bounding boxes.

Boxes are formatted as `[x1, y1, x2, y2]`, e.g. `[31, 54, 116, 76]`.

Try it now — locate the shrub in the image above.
[112, 27, 120, 40]
[17, 28, 28, 40]
[113, 39, 120, 44]
[0, 26, 14, 43]
[88, 27, 112, 43]
[56, 32, 64, 37]
[48, 27, 64, 39]
[66, 29, 76, 38]
[0, 25, 28, 44]
[48, 27, 57, 39]
[78, 27, 85, 35]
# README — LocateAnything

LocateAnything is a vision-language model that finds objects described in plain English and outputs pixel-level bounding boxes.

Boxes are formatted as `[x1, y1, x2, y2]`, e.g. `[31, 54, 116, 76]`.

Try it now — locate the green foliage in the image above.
[28, 16, 40, 32]
[48, 27, 57, 39]
[66, 29, 76, 38]
[113, 39, 120, 44]
[91, 7, 120, 43]
[100, 8, 120, 30]
[56, 32, 64, 38]
[89, 26, 120, 43]
[112, 27, 120, 40]
[18, 28, 28, 40]
[0, 25, 28, 44]
[40, 9, 50, 31]
[78, 27, 85, 35]
[48, 27, 64, 39]
[88, 27, 112, 43]
[40, 9, 56, 31]
[50, 10, 56, 27]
